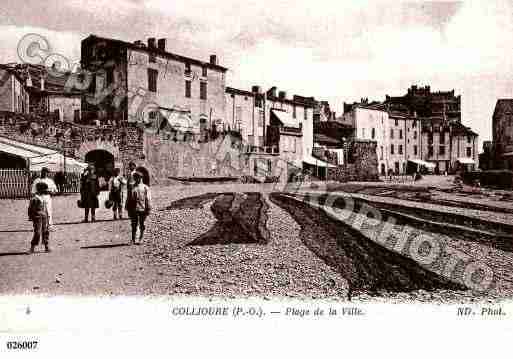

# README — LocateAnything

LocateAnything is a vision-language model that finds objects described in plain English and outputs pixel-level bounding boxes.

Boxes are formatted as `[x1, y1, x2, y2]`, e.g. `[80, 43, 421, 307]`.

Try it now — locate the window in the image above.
[395, 162, 400, 173]
[439, 146, 445, 155]
[440, 131, 445, 143]
[202, 66, 207, 77]
[304, 107, 307, 120]
[412, 120, 417, 128]
[399, 129, 403, 139]
[414, 145, 418, 156]
[466, 147, 472, 157]
[149, 111, 157, 120]
[390, 144, 395, 155]
[467, 135, 471, 144]
[362, 128, 366, 138]
[390, 129, 394, 139]
[372, 128, 376, 139]
[90, 73, 96, 93]
[185, 63, 191, 75]
[255, 97, 262, 108]
[428, 146, 434, 157]
[200, 82, 207, 100]
[149, 52, 156, 63]
[185, 80, 191, 98]
[106, 68, 114, 86]
[293, 105, 296, 119]
[399, 145, 403, 155]
[380, 146, 383, 160]
[413, 131, 417, 140]
[148, 69, 158, 92]
[395, 119, 398, 126]
[73, 109, 80, 123]
[257, 110, 264, 127]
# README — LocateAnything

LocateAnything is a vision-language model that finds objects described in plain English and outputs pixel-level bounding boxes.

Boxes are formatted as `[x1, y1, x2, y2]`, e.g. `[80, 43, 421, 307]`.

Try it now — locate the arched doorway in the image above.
[136, 166, 150, 186]
[85, 150, 115, 180]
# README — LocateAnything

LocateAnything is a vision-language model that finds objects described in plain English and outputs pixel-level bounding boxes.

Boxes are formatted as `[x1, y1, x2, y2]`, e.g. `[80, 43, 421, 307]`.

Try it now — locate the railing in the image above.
[0, 169, 31, 199]
[0, 169, 82, 199]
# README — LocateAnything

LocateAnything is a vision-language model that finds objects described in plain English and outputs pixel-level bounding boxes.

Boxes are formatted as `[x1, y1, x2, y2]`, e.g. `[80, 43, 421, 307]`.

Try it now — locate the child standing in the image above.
[28, 182, 51, 253]
[108, 168, 126, 220]
[126, 171, 152, 245]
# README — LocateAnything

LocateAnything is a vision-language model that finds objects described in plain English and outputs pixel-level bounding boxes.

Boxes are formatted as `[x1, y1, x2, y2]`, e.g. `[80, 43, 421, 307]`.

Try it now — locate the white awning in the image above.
[0, 137, 87, 172]
[30, 154, 87, 173]
[0, 136, 57, 156]
[457, 157, 475, 164]
[0, 141, 41, 159]
[271, 109, 299, 128]
[408, 159, 436, 168]
[160, 109, 195, 132]
[303, 154, 337, 168]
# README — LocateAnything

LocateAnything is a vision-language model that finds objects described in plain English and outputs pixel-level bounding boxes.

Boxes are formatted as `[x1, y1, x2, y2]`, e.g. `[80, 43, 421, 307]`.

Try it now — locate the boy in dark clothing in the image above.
[28, 182, 51, 253]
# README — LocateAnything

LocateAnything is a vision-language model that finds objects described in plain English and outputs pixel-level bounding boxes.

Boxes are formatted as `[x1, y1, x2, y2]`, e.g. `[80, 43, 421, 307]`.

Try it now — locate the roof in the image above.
[271, 109, 299, 128]
[1, 64, 82, 96]
[0, 136, 86, 172]
[303, 154, 336, 168]
[314, 133, 340, 146]
[0, 64, 26, 84]
[226, 87, 255, 97]
[84, 34, 228, 72]
[267, 94, 315, 108]
[493, 99, 513, 119]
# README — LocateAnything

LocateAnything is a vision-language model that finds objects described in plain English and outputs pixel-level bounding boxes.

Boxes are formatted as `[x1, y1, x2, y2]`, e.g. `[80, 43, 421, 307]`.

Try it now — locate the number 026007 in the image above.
[6, 341, 38, 350]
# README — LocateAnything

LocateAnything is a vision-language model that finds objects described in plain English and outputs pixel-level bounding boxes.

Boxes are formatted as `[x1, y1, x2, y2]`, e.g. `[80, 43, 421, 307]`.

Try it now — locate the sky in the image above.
[1, 0, 512, 147]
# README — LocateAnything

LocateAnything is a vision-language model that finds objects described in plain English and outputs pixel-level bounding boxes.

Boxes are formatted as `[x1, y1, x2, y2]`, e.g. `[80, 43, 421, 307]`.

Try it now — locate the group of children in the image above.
[28, 162, 152, 254]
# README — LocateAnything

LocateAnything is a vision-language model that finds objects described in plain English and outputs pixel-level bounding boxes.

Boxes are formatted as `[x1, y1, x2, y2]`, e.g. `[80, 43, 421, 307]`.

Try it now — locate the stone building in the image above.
[385, 85, 478, 173]
[420, 118, 479, 173]
[385, 85, 461, 122]
[0, 64, 82, 123]
[79, 35, 227, 135]
[492, 99, 513, 170]
[224, 85, 329, 176]
[0, 65, 30, 114]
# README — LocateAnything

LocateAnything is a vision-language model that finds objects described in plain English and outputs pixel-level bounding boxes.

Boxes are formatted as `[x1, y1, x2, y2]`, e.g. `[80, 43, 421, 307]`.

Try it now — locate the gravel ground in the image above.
[1, 182, 511, 303]
[285, 193, 513, 303]
[144, 190, 348, 299]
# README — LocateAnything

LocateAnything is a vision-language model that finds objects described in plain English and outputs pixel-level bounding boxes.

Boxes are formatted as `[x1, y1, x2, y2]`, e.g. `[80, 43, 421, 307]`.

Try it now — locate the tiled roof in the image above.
[84, 34, 228, 72]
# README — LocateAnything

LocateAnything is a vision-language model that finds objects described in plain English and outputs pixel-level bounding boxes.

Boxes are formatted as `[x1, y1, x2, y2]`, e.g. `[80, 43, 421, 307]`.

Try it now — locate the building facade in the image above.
[224, 85, 315, 167]
[343, 91, 478, 175]
[0, 65, 30, 114]
[80, 35, 227, 134]
[492, 99, 513, 170]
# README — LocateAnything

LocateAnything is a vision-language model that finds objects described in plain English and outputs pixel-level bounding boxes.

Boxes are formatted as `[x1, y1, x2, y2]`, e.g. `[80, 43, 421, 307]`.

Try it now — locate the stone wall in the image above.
[327, 139, 378, 182]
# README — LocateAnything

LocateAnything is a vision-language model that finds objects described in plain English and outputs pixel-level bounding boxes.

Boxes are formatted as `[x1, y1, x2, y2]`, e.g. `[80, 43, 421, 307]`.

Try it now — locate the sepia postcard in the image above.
[0, 0, 512, 357]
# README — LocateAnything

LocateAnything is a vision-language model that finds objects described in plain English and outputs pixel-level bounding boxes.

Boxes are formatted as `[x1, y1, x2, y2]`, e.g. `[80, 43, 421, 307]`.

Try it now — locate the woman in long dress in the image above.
[80, 164, 100, 222]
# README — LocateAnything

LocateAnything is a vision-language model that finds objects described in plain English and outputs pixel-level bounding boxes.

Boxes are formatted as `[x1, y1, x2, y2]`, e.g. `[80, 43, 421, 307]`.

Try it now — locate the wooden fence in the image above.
[0, 169, 82, 199]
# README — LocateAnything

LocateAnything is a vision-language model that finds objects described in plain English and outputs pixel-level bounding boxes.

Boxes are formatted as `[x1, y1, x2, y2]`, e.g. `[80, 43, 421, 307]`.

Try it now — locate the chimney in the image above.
[268, 86, 277, 97]
[148, 37, 156, 49]
[157, 38, 166, 51]
[278, 91, 286, 99]
[251, 85, 260, 94]
[209, 54, 217, 65]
